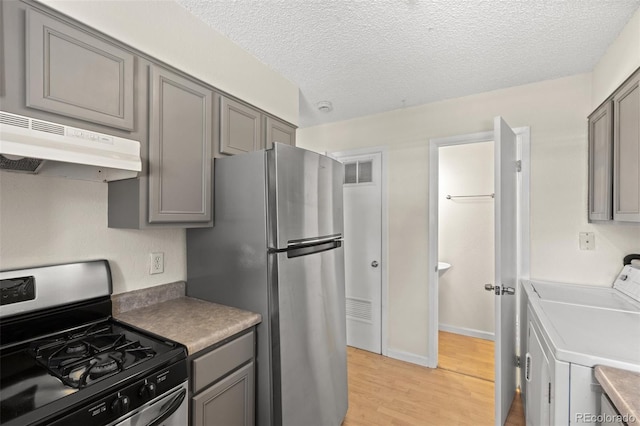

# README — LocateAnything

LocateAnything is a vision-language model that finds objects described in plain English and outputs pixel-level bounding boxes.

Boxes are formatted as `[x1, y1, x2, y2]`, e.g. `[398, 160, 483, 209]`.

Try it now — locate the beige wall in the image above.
[40, 0, 299, 125]
[438, 142, 495, 336]
[0, 173, 186, 294]
[297, 73, 640, 358]
[592, 7, 640, 109]
[0, 1, 299, 294]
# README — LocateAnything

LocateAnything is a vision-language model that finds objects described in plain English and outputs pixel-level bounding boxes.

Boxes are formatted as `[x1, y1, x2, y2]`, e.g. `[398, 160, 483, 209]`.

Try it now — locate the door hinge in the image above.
[516, 356, 521, 368]
[548, 382, 551, 404]
[516, 160, 522, 172]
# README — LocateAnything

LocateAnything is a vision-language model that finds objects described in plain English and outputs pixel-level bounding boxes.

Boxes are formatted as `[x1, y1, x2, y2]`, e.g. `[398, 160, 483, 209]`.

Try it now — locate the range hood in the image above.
[0, 111, 141, 182]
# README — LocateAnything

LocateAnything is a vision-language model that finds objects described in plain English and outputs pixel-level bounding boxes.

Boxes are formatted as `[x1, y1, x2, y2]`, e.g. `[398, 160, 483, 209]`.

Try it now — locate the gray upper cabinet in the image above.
[612, 69, 640, 222]
[265, 116, 296, 149]
[0, 1, 5, 98]
[148, 65, 213, 223]
[219, 95, 263, 155]
[588, 101, 613, 221]
[588, 68, 640, 223]
[26, 9, 135, 130]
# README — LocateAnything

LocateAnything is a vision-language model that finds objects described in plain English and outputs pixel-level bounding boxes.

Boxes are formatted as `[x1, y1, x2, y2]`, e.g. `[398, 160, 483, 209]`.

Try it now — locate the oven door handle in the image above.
[146, 388, 186, 426]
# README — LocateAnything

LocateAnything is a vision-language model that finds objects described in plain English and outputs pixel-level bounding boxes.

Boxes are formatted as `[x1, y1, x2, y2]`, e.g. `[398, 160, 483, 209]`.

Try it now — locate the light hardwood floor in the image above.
[438, 331, 494, 382]
[343, 332, 524, 426]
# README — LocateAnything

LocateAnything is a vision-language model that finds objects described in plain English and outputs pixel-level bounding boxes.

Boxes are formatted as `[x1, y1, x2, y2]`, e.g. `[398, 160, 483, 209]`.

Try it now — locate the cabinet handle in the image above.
[525, 353, 532, 382]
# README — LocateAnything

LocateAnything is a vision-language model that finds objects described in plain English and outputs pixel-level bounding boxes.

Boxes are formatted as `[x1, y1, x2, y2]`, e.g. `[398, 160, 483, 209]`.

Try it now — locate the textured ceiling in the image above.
[175, 0, 640, 128]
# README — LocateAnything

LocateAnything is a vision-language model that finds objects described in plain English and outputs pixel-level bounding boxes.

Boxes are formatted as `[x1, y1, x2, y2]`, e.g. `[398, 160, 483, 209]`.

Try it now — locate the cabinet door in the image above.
[192, 362, 255, 426]
[588, 101, 613, 221]
[265, 116, 296, 149]
[148, 65, 212, 223]
[219, 96, 262, 155]
[26, 9, 134, 130]
[613, 70, 640, 222]
[526, 322, 551, 426]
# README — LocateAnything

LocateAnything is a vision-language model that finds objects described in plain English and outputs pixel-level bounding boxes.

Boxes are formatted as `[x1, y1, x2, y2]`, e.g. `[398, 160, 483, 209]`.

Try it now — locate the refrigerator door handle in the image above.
[286, 240, 343, 258]
[287, 234, 343, 248]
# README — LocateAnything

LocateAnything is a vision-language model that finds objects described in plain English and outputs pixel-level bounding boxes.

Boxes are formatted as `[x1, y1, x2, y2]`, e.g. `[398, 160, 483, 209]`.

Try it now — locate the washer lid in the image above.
[537, 300, 640, 371]
[529, 280, 640, 311]
[613, 265, 640, 303]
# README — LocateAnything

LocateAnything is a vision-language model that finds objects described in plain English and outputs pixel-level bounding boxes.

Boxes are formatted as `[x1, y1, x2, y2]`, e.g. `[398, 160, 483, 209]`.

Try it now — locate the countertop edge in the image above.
[595, 365, 640, 421]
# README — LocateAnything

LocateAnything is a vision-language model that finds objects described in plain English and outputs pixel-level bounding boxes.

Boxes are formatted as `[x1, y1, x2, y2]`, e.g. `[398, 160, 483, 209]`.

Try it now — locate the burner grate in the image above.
[30, 322, 156, 389]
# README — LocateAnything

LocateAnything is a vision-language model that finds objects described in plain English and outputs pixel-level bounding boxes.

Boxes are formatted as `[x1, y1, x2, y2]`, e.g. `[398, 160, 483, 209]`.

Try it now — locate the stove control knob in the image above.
[139, 382, 157, 400]
[111, 394, 130, 416]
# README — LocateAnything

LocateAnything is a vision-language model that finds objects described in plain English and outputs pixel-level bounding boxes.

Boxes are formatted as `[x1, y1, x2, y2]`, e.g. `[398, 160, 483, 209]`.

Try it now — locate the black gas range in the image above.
[0, 260, 188, 426]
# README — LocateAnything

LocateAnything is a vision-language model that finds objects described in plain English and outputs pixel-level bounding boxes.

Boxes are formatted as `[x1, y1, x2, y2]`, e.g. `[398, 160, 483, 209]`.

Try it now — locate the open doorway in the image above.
[437, 140, 496, 382]
[427, 120, 531, 425]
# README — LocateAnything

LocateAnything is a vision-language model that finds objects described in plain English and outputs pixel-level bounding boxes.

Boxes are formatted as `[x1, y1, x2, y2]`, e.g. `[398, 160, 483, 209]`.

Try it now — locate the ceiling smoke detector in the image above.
[317, 101, 333, 113]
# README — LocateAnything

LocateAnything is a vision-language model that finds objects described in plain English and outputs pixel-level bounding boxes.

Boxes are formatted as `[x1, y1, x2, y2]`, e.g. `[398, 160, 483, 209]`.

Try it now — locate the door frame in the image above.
[427, 128, 530, 368]
[328, 146, 389, 356]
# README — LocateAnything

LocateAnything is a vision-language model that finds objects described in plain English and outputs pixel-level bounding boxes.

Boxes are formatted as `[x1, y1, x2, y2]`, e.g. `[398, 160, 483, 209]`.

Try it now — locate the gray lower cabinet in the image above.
[192, 362, 255, 426]
[265, 116, 296, 149]
[190, 331, 255, 426]
[219, 95, 263, 155]
[588, 68, 640, 223]
[25, 8, 135, 131]
[600, 394, 625, 426]
[613, 69, 640, 222]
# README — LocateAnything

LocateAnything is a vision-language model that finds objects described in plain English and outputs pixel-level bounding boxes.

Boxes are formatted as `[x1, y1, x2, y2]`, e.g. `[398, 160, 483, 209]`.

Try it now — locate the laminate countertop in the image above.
[595, 365, 640, 421]
[113, 283, 261, 355]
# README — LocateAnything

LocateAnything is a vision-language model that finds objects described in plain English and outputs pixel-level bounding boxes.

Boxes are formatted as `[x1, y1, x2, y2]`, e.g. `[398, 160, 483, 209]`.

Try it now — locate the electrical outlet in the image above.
[150, 252, 164, 274]
[579, 232, 595, 250]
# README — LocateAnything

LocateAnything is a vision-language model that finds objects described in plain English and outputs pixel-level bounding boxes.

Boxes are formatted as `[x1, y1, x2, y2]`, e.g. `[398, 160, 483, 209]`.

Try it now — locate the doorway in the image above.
[329, 147, 388, 355]
[427, 120, 531, 425]
[437, 140, 496, 381]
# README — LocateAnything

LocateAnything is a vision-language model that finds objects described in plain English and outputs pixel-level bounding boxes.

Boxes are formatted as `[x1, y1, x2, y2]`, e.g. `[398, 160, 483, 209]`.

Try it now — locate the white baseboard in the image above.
[386, 349, 434, 368]
[439, 323, 495, 341]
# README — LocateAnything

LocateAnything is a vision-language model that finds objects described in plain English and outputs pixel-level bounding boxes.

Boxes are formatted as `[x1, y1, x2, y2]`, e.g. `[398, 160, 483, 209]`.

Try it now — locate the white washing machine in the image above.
[520, 261, 640, 425]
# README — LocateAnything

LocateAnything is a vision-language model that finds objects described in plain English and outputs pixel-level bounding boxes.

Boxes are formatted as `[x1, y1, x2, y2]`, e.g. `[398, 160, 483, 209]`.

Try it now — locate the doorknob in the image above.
[501, 286, 515, 295]
[371, 261, 379, 268]
[484, 284, 499, 295]
[484, 284, 515, 295]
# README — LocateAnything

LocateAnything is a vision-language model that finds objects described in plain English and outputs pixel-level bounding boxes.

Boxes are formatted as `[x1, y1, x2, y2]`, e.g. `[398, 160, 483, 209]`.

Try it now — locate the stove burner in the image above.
[65, 342, 87, 355]
[30, 322, 157, 389]
[89, 356, 120, 377]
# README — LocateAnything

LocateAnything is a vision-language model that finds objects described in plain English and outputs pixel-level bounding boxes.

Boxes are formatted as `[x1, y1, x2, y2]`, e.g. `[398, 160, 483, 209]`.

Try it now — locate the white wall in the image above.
[0, 173, 186, 294]
[39, 0, 299, 125]
[297, 73, 640, 359]
[592, 7, 640, 109]
[438, 142, 495, 335]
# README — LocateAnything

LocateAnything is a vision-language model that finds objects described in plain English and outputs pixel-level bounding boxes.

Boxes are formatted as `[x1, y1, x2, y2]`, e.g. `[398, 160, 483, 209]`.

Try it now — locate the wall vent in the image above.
[346, 297, 372, 322]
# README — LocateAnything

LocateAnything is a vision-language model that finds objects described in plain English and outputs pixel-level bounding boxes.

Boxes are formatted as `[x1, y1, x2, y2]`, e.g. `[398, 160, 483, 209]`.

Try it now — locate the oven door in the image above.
[109, 382, 188, 426]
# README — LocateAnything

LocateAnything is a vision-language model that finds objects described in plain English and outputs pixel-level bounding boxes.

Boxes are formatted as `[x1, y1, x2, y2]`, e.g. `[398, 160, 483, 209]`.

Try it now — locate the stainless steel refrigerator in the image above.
[187, 143, 348, 426]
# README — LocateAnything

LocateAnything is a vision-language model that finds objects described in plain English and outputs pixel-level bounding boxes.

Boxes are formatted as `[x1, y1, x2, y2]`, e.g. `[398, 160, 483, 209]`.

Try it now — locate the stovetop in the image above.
[0, 318, 185, 426]
[31, 321, 157, 389]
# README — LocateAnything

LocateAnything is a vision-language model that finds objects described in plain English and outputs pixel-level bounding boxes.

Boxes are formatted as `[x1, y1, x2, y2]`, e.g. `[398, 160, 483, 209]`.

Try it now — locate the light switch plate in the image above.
[579, 232, 595, 250]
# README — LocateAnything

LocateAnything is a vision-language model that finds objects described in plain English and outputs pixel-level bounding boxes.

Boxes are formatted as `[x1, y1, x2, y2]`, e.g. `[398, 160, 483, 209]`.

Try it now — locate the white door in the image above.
[332, 151, 382, 353]
[493, 116, 519, 425]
